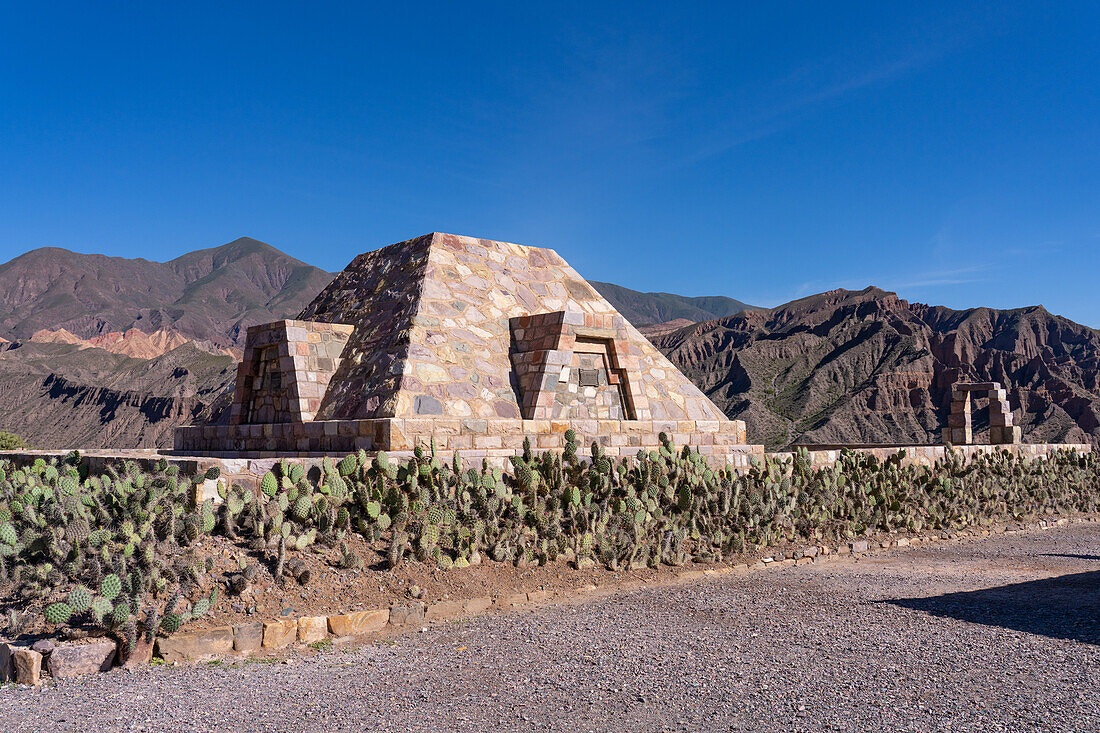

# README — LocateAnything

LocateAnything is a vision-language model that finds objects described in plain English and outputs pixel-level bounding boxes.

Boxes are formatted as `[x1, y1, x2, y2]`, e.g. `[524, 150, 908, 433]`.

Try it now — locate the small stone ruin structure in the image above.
[175, 233, 757, 465]
[943, 381, 1021, 446]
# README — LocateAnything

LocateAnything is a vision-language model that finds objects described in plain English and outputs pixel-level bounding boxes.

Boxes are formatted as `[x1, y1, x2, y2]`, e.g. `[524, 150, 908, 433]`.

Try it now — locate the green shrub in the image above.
[0, 431, 26, 450]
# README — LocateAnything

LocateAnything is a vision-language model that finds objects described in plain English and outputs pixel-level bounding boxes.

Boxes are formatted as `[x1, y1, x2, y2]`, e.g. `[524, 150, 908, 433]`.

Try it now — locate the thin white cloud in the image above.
[682, 47, 944, 166]
[760, 264, 993, 308]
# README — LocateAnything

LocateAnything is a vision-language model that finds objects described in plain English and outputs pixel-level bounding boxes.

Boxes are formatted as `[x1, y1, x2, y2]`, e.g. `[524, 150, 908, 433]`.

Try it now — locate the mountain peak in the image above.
[0, 238, 335, 345]
[589, 280, 758, 326]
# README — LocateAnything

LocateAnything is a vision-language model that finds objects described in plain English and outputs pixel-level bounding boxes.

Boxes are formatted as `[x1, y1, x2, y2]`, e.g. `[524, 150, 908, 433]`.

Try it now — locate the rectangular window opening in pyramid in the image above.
[175, 233, 758, 466]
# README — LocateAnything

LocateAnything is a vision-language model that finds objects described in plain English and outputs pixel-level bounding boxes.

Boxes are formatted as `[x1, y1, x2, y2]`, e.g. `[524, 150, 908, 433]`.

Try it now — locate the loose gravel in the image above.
[3, 524, 1099, 732]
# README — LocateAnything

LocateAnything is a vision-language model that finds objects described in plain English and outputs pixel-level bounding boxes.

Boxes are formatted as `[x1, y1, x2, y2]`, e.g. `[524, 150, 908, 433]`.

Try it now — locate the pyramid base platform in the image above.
[173, 417, 759, 465]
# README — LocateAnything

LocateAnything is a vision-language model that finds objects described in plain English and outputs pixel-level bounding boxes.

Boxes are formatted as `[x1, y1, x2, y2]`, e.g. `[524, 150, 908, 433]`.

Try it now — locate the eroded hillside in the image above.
[652, 287, 1100, 449]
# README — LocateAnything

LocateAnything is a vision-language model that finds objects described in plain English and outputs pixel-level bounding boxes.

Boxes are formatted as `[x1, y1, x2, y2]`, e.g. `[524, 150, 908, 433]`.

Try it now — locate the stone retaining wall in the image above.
[776, 442, 1091, 468]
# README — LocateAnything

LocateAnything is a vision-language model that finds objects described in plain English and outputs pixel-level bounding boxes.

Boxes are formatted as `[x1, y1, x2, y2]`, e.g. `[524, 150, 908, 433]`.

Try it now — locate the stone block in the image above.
[190, 478, 222, 507]
[12, 648, 42, 685]
[262, 619, 298, 648]
[0, 642, 11, 682]
[156, 627, 234, 662]
[327, 609, 389, 637]
[120, 638, 154, 670]
[463, 597, 493, 616]
[233, 622, 264, 653]
[850, 540, 870, 553]
[957, 381, 1000, 391]
[47, 640, 117, 678]
[424, 600, 465, 621]
[950, 399, 971, 414]
[388, 603, 426, 627]
[992, 425, 1023, 444]
[298, 616, 328, 643]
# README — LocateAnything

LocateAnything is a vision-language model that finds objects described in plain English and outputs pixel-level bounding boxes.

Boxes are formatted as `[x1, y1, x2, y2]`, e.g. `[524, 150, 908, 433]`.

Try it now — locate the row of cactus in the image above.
[223, 432, 1100, 572]
[0, 453, 224, 648]
[3, 435, 1098, 643]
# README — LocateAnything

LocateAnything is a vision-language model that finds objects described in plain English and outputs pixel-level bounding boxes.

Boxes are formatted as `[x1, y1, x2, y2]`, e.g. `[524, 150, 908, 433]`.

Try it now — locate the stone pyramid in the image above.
[176, 233, 756, 465]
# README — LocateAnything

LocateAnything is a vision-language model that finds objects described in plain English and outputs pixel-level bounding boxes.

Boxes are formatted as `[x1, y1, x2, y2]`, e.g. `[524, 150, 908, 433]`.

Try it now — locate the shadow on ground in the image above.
[889, 570, 1100, 645]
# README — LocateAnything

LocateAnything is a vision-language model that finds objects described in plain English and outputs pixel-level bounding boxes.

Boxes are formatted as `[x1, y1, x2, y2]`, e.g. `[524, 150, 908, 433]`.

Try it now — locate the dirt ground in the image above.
[3, 517, 1098, 732]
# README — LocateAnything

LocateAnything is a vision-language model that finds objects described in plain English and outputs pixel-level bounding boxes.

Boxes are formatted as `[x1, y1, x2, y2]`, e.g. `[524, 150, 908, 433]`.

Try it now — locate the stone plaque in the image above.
[578, 368, 600, 387]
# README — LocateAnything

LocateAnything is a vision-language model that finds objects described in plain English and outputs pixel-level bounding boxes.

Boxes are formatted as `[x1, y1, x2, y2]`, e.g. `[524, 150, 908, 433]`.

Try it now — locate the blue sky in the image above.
[2, 2, 1098, 324]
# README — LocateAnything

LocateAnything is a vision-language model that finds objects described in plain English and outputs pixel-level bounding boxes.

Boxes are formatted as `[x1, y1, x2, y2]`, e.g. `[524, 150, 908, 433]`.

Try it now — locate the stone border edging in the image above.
[151, 514, 1096, 665]
[3, 514, 1094, 684]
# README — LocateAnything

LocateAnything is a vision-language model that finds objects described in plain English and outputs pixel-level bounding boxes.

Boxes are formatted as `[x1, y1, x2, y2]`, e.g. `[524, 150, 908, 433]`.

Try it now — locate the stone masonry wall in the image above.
[175, 416, 751, 465]
[181, 233, 752, 459]
[229, 320, 354, 425]
[297, 233, 729, 424]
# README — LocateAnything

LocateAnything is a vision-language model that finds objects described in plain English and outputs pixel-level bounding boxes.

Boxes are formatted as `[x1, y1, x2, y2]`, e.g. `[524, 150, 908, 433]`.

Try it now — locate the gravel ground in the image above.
[3, 523, 1099, 733]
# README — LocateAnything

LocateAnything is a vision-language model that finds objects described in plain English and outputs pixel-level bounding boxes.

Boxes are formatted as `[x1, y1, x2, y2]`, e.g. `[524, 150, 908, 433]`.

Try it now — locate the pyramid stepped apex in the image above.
[175, 233, 760, 466]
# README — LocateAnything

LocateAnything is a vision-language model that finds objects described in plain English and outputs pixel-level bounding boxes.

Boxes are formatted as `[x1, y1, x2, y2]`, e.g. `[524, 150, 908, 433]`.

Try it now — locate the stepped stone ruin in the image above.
[175, 233, 758, 465]
[943, 381, 1022, 446]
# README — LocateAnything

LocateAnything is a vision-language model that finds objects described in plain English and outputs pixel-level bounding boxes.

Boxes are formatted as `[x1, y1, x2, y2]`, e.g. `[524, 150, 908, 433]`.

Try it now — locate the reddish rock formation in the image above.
[30, 327, 239, 359]
[652, 287, 1100, 449]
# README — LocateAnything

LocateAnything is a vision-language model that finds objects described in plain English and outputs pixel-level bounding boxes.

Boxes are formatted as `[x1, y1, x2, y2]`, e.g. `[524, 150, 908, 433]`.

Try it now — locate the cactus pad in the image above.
[44, 602, 73, 625]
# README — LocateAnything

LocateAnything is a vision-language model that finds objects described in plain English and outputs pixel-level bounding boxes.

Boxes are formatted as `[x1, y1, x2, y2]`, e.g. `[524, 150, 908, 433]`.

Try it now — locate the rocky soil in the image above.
[2, 522, 1097, 732]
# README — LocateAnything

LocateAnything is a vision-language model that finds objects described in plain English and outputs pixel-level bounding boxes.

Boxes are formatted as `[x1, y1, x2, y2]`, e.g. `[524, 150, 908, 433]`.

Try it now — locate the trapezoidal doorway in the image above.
[509, 311, 646, 421]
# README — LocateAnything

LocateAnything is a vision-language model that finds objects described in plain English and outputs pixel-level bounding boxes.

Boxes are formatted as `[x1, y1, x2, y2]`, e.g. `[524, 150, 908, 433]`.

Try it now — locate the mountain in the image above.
[651, 287, 1100, 450]
[0, 340, 236, 449]
[0, 236, 1096, 454]
[588, 281, 757, 326]
[29, 327, 240, 360]
[0, 237, 335, 348]
[0, 236, 332, 448]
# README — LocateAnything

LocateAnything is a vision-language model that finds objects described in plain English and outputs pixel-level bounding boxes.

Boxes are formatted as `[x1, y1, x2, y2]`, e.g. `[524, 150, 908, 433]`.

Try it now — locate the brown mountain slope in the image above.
[2, 236, 1097, 452]
[0, 237, 334, 348]
[588, 281, 756, 326]
[0, 340, 235, 449]
[652, 287, 1100, 450]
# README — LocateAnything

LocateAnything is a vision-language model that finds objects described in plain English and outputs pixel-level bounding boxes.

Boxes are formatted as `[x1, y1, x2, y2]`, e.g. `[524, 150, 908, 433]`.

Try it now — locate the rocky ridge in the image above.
[653, 286, 1100, 449]
[0, 340, 235, 449]
[0, 237, 334, 348]
[29, 327, 240, 360]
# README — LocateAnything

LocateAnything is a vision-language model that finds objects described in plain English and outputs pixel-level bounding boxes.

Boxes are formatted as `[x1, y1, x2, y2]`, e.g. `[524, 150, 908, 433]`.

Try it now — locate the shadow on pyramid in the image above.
[175, 233, 759, 465]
